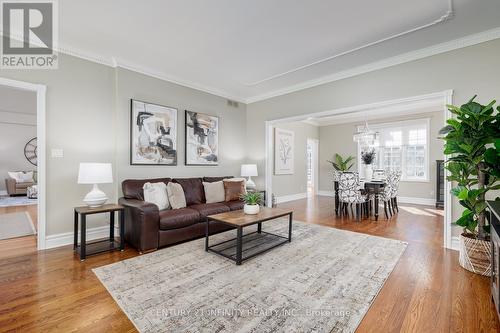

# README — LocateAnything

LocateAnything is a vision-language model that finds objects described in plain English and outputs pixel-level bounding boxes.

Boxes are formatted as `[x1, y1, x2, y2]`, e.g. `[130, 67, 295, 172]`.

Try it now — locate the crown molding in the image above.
[245, 0, 454, 86]
[245, 27, 500, 104]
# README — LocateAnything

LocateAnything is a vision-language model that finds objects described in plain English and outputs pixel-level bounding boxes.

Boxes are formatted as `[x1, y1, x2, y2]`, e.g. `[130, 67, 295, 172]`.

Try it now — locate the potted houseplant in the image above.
[440, 96, 500, 276]
[241, 191, 263, 215]
[327, 153, 355, 172]
[361, 149, 376, 180]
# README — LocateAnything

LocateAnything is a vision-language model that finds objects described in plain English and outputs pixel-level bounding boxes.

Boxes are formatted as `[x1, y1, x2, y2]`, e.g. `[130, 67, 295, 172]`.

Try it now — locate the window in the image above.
[357, 119, 430, 181]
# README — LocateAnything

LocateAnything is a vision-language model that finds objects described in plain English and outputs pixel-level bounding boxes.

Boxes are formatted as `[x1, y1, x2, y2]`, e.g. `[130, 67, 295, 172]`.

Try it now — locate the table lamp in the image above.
[241, 164, 258, 191]
[78, 163, 113, 207]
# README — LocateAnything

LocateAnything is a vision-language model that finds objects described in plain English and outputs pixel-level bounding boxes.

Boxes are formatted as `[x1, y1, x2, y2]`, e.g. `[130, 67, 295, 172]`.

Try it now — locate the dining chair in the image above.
[379, 170, 399, 218]
[338, 172, 368, 222]
[390, 170, 402, 213]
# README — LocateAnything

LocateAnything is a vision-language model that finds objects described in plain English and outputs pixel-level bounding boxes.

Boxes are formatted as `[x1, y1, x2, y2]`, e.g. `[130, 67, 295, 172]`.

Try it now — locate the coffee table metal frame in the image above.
[205, 210, 293, 265]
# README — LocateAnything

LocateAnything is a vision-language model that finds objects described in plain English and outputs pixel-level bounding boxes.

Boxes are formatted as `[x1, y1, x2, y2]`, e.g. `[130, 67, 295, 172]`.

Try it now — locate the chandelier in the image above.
[353, 121, 379, 146]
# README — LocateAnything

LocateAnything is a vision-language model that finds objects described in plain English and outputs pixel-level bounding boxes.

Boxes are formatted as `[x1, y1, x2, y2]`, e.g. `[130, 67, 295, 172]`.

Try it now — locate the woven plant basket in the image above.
[458, 233, 491, 276]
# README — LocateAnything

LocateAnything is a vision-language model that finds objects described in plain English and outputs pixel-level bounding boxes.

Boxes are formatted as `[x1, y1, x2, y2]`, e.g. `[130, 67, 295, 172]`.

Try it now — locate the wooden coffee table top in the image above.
[207, 207, 293, 227]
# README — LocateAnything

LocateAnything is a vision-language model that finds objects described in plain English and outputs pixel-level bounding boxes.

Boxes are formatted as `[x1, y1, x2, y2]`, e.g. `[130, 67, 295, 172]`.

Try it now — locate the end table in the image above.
[74, 204, 125, 261]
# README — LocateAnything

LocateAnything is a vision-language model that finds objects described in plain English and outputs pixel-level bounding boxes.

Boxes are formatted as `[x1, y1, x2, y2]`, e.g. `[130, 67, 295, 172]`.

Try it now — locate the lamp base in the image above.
[245, 177, 256, 191]
[83, 184, 108, 208]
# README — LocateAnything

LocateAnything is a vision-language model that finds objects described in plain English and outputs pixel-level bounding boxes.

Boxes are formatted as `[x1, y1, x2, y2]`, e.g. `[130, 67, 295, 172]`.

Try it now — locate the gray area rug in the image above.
[0, 196, 37, 207]
[0, 212, 36, 240]
[94, 220, 407, 333]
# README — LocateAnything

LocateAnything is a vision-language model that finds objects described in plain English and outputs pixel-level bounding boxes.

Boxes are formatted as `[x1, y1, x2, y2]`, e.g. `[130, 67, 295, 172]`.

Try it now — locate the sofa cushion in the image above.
[203, 176, 233, 183]
[122, 178, 171, 200]
[143, 182, 170, 210]
[173, 178, 205, 205]
[15, 182, 34, 190]
[189, 202, 230, 218]
[224, 200, 244, 211]
[159, 208, 200, 230]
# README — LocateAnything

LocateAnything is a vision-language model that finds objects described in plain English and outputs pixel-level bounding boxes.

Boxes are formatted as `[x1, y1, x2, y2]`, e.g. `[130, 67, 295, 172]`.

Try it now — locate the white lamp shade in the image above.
[241, 164, 258, 177]
[78, 163, 113, 184]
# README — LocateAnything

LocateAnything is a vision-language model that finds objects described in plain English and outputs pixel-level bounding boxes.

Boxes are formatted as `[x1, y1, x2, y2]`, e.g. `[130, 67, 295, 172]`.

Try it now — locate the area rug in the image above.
[0, 212, 36, 240]
[93, 220, 407, 333]
[0, 196, 37, 207]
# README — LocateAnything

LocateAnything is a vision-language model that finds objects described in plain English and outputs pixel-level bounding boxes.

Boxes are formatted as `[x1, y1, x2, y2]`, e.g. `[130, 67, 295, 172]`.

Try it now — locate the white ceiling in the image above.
[58, 0, 500, 102]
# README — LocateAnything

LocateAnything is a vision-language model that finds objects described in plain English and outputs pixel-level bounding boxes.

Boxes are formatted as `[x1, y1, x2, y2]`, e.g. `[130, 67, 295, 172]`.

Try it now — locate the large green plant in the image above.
[440, 96, 500, 240]
[327, 153, 354, 171]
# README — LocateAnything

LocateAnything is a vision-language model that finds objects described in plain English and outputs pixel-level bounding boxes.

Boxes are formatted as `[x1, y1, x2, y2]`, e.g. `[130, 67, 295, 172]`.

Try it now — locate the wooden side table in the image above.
[74, 204, 125, 261]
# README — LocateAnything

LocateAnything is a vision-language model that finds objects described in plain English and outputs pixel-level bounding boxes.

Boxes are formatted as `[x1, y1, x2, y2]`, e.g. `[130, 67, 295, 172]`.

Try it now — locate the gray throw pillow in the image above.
[166, 182, 187, 209]
[203, 181, 225, 203]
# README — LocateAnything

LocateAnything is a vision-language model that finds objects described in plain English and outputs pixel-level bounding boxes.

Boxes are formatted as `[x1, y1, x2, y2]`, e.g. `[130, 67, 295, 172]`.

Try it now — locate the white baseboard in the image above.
[276, 192, 308, 204]
[0, 190, 7, 196]
[317, 190, 335, 197]
[397, 196, 435, 206]
[45, 225, 119, 250]
[451, 236, 460, 251]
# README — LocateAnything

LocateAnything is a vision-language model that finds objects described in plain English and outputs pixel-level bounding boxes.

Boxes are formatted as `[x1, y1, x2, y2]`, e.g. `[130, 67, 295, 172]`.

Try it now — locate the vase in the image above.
[364, 165, 373, 180]
[244, 204, 260, 215]
[459, 233, 491, 276]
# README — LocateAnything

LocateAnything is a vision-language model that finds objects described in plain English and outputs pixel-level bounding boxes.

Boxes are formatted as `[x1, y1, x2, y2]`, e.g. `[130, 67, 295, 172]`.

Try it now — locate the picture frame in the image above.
[130, 99, 178, 165]
[185, 110, 219, 166]
[274, 127, 294, 175]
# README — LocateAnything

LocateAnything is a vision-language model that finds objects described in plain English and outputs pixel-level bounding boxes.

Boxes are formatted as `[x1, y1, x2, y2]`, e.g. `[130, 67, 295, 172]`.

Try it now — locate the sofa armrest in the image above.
[5, 178, 16, 195]
[119, 197, 159, 252]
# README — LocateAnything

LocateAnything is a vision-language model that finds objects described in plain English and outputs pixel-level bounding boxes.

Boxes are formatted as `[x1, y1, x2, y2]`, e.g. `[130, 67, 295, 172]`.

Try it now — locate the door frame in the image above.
[265, 90, 454, 249]
[0, 77, 47, 250]
[306, 138, 319, 196]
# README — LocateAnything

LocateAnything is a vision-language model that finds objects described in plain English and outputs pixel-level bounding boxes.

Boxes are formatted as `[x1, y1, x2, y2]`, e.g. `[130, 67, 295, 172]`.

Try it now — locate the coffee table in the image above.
[205, 207, 293, 265]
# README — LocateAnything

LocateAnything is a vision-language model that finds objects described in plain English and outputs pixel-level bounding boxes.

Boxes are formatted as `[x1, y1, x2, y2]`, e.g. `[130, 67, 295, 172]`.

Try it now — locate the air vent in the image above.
[227, 100, 239, 108]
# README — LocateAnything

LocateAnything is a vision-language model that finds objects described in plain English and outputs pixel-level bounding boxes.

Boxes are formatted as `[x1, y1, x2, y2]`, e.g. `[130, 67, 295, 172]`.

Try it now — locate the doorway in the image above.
[0, 77, 46, 253]
[306, 138, 319, 196]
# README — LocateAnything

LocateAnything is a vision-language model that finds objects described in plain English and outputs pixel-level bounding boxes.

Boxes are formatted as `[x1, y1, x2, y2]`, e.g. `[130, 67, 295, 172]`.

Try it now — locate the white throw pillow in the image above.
[203, 181, 225, 203]
[8, 171, 34, 183]
[166, 182, 187, 209]
[143, 182, 170, 210]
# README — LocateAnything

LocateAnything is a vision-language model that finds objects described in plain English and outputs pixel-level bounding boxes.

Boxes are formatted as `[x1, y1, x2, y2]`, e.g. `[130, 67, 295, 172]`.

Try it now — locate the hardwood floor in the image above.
[0, 204, 38, 258]
[0, 196, 498, 332]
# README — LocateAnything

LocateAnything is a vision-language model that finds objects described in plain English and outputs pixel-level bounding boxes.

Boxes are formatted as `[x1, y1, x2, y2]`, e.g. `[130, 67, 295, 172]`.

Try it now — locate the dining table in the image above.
[333, 179, 387, 220]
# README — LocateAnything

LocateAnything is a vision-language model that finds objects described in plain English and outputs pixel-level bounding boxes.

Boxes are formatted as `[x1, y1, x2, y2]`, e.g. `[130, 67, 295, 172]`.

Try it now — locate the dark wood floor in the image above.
[0, 197, 498, 332]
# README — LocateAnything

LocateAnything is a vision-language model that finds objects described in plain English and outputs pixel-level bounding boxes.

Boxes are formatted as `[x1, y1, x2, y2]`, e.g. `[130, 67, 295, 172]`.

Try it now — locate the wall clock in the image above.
[24, 137, 37, 166]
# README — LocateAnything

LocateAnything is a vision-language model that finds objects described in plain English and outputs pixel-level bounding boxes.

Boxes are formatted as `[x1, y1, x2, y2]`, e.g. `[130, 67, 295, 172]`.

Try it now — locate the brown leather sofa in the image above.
[118, 176, 243, 252]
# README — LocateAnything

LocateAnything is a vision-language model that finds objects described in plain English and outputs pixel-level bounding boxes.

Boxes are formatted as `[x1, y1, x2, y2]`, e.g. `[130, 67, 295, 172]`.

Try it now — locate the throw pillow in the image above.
[8, 171, 34, 183]
[143, 182, 170, 210]
[167, 182, 187, 209]
[223, 179, 245, 202]
[203, 181, 225, 203]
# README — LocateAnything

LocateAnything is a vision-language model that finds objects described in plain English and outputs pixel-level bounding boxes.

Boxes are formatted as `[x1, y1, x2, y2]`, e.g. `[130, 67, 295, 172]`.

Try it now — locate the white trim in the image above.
[275, 193, 308, 204]
[45, 225, 119, 250]
[0, 77, 46, 250]
[264, 90, 454, 249]
[0, 190, 7, 196]
[451, 236, 460, 251]
[397, 196, 436, 206]
[246, 0, 454, 86]
[317, 190, 335, 197]
[444, 92, 453, 250]
[246, 28, 500, 103]
[306, 138, 319, 196]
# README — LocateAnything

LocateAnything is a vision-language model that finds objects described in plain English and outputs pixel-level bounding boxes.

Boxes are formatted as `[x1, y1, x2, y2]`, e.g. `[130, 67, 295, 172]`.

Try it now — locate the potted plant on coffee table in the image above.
[440, 96, 500, 276]
[241, 191, 263, 215]
[361, 149, 376, 180]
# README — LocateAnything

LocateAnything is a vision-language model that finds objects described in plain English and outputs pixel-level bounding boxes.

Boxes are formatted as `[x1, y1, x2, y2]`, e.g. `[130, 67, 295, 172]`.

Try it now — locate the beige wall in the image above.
[318, 111, 444, 200]
[246, 39, 500, 238]
[272, 121, 319, 197]
[115, 68, 247, 186]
